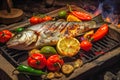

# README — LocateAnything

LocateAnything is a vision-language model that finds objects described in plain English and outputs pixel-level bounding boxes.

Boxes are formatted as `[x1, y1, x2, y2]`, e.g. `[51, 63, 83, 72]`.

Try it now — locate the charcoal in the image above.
[104, 72, 117, 80]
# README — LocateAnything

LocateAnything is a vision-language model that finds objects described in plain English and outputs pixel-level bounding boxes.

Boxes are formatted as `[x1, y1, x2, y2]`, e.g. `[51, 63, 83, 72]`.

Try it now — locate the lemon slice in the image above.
[67, 14, 81, 22]
[57, 37, 80, 57]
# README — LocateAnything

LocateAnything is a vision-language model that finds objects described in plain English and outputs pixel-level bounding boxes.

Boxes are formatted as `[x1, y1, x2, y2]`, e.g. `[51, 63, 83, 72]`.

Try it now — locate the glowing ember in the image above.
[105, 17, 110, 23]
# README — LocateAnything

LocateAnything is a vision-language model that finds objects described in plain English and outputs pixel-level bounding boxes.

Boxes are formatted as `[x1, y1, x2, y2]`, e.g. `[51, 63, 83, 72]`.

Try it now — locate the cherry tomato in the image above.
[46, 55, 64, 71]
[38, 17, 43, 23]
[43, 16, 52, 21]
[0, 30, 12, 43]
[80, 40, 92, 51]
[30, 17, 39, 25]
[27, 53, 47, 69]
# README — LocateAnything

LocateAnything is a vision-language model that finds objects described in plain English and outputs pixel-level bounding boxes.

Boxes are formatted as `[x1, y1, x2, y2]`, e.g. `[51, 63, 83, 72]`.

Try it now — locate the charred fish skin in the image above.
[7, 21, 97, 50]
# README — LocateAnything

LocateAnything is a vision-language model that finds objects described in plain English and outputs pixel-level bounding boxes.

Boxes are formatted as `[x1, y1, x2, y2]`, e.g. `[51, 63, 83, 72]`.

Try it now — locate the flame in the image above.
[105, 17, 111, 22]
[117, 24, 120, 28]
[105, 16, 120, 28]
[94, 3, 103, 16]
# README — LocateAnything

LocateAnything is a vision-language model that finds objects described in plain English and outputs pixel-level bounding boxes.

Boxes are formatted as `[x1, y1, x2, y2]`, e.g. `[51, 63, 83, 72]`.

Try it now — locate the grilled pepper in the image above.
[91, 24, 109, 42]
[46, 55, 64, 71]
[27, 53, 47, 69]
[0, 30, 12, 43]
[68, 5, 92, 21]
[71, 11, 92, 21]
[13, 64, 46, 76]
[83, 30, 94, 40]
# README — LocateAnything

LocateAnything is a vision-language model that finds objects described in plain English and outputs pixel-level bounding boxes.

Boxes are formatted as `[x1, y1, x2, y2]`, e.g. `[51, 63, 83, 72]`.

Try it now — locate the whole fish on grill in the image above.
[7, 21, 97, 50]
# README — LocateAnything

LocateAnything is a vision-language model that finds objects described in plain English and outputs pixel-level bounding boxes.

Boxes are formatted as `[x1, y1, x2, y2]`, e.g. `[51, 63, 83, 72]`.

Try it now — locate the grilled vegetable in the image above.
[7, 21, 97, 50]
[54, 72, 63, 78]
[80, 40, 92, 51]
[13, 64, 47, 76]
[73, 59, 83, 68]
[27, 53, 47, 69]
[68, 5, 92, 21]
[62, 64, 74, 75]
[0, 30, 12, 43]
[71, 11, 92, 21]
[47, 72, 55, 79]
[67, 14, 81, 22]
[83, 30, 94, 40]
[46, 55, 64, 71]
[91, 24, 109, 42]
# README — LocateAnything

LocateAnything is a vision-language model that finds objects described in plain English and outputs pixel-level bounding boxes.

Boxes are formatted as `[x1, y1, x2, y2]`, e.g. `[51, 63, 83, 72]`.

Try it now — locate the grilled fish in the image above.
[7, 21, 97, 50]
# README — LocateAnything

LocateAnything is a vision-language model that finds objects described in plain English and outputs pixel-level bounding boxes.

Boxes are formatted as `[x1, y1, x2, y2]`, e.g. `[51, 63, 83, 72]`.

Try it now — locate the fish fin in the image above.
[92, 14, 111, 25]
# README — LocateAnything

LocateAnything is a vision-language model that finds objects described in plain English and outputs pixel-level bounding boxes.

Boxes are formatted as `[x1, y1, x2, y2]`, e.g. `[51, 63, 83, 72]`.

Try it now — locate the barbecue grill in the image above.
[0, 14, 120, 80]
[0, 1, 120, 80]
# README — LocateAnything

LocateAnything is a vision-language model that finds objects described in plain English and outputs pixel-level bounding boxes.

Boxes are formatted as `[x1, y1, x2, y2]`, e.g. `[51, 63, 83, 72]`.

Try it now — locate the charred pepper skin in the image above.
[71, 11, 92, 21]
[16, 64, 47, 76]
[91, 24, 109, 42]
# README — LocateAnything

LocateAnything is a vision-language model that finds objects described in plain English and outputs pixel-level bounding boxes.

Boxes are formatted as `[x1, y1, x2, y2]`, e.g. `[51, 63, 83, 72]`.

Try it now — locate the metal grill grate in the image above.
[0, 34, 119, 67]
[78, 35, 120, 63]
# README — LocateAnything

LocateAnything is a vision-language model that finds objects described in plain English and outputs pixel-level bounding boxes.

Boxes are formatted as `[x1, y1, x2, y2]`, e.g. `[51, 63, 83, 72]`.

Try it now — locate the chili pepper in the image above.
[90, 24, 109, 42]
[0, 30, 12, 43]
[68, 5, 92, 21]
[27, 53, 47, 69]
[70, 11, 92, 21]
[46, 55, 64, 71]
[13, 64, 47, 76]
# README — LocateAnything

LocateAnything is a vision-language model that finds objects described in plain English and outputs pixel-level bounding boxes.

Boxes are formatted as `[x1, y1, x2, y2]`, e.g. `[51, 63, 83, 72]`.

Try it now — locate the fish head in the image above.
[7, 30, 37, 50]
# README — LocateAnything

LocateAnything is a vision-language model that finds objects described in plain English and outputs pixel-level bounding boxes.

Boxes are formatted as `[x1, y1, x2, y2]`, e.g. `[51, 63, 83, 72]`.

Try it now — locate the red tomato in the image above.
[43, 16, 52, 21]
[27, 53, 47, 69]
[46, 55, 64, 71]
[38, 17, 43, 23]
[0, 30, 12, 43]
[80, 40, 92, 51]
[30, 17, 39, 25]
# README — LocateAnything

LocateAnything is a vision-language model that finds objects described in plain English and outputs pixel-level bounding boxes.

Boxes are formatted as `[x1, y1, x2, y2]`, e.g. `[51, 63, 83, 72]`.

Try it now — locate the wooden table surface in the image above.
[0, 54, 19, 80]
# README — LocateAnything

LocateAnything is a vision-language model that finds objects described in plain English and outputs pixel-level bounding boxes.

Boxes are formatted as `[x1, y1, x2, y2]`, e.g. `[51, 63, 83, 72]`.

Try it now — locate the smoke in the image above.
[94, 0, 120, 25]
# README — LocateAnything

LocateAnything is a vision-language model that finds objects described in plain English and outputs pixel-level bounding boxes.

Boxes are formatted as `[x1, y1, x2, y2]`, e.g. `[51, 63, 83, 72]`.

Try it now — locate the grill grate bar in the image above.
[79, 35, 120, 63]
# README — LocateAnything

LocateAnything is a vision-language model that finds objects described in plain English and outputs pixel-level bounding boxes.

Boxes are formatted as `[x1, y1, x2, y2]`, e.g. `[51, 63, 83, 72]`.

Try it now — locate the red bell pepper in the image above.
[46, 55, 64, 71]
[27, 53, 47, 69]
[0, 30, 12, 43]
[67, 4, 92, 21]
[91, 24, 109, 42]
[70, 11, 92, 21]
